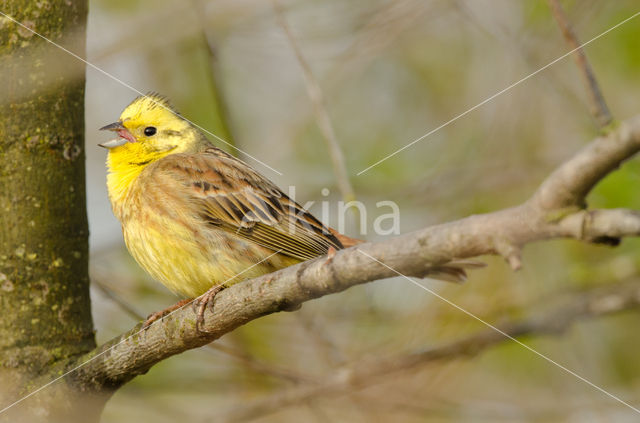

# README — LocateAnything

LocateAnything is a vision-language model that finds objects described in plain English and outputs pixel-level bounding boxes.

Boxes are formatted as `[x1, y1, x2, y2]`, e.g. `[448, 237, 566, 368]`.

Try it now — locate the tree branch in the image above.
[191, 0, 239, 152]
[533, 116, 640, 209]
[91, 274, 314, 384]
[548, 0, 613, 128]
[219, 278, 640, 422]
[67, 114, 640, 392]
[272, 0, 356, 203]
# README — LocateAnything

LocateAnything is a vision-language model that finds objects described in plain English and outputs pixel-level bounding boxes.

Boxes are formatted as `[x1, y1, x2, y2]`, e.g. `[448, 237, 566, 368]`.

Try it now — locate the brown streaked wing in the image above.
[153, 148, 343, 261]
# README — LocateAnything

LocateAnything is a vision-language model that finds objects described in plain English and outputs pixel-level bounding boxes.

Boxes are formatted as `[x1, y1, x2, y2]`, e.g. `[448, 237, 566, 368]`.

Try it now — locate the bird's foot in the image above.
[195, 284, 225, 333]
[143, 298, 193, 328]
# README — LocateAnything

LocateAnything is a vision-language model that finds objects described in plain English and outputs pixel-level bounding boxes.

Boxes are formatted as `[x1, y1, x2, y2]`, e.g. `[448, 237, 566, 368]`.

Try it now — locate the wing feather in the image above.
[150, 147, 343, 260]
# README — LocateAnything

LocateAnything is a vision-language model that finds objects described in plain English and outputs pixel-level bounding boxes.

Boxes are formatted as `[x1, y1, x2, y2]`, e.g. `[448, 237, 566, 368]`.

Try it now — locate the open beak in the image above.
[98, 121, 136, 149]
[99, 121, 126, 132]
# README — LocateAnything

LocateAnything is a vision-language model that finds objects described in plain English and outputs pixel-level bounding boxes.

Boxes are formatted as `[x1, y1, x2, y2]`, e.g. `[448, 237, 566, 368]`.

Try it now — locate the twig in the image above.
[92, 278, 146, 323]
[548, 0, 613, 128]
[272, 0, 356, 203]
[204, 343, 316, 385]
[191, 0, 238, 152]
[66, 114, 640, 393]
[219, 278, 640, 422]
[324, 0, 441, 93]
[295, 311, 346, 367]
[454, 0, 585, 112]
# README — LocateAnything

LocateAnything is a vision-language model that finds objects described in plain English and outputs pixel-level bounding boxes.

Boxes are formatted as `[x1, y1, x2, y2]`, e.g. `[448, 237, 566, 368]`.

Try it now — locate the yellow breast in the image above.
[120, 203, 297, 297]
[105, 150, 299, 298]
[106, 143, 169, 217]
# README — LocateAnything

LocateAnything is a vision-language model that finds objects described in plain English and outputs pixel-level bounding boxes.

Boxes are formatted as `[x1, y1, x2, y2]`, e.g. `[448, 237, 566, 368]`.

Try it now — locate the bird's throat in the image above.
[105, 143, 171, 215]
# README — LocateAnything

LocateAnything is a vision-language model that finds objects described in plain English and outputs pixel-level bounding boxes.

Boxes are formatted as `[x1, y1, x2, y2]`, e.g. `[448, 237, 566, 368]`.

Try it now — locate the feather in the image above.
[146, 147, 344, 261]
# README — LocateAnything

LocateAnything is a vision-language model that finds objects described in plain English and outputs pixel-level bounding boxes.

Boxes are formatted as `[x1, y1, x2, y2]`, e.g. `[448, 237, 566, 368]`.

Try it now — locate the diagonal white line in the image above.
[0, 250, 283, 415]
[356, 250, 640, 415]
[357, 10, 640, 176]
[0, 10, 283, 176]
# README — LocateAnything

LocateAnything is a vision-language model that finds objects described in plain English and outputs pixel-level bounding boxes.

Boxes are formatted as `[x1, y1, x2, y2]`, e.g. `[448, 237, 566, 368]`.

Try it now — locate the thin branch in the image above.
[453, 0, 586, 113]
[65, 114, 640, 392]
[272, 0, 356, 203]
[204, 342, 316, 385]
[548, 0, 613, 128]
[295, 311, 346, 367]
[219, 278, 640, 422]
[92, 278, 146, 323]
[191, 0, 238, 152]
[324, 1, 442, 93]
[533, 116, 640, 209]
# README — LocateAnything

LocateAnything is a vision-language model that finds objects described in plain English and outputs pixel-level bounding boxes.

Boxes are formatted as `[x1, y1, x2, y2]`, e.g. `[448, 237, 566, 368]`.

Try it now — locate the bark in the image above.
[0, 1, 97, 421]
[219, 278, 640, 422]
[1, 1, 640, 420]
[66, 115, 640, 392]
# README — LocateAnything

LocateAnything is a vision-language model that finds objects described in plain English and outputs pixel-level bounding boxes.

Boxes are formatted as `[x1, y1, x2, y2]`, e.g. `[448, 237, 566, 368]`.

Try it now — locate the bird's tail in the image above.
[331, 229, 364, 248]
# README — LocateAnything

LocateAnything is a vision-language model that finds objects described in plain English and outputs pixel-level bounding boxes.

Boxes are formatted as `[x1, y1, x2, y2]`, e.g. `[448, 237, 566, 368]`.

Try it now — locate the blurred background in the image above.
[81, 0, 640, 421]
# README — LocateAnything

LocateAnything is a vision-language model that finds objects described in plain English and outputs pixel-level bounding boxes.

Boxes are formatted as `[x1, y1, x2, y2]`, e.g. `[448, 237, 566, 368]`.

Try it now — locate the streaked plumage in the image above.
[101, 94, 477, 309]
[102, 94, 354, 298]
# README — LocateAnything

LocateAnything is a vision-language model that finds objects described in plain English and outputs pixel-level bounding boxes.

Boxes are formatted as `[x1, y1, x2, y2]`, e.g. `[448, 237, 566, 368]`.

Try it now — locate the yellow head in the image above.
[99, 94, 206, 157]
[100, 94, 208, 207]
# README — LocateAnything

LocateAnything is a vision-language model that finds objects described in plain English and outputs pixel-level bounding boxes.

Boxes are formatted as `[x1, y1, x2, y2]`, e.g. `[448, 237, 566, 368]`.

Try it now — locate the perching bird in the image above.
[100, 94, 473, 327]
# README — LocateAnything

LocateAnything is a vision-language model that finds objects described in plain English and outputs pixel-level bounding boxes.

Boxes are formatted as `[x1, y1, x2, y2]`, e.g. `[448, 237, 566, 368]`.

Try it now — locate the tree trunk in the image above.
[0, 1, 98, 421]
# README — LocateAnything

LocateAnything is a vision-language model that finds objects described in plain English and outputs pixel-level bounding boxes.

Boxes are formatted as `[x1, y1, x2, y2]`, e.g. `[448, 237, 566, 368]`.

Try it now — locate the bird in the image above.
[100, 93, 475, 329]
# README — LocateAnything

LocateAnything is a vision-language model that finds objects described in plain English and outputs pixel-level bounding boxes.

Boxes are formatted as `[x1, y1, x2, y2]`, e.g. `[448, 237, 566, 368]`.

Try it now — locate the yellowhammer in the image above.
[100, 94, 472, 327]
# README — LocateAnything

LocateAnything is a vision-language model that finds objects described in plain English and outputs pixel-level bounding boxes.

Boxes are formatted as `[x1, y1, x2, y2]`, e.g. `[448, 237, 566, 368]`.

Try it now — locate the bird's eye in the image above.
[144, 126, 157, 136]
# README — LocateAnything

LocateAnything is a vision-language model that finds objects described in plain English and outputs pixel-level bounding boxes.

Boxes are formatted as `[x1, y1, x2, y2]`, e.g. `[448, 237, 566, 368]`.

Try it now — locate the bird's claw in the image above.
[195, 284, 225, 333]
[143, 298, 193, 329]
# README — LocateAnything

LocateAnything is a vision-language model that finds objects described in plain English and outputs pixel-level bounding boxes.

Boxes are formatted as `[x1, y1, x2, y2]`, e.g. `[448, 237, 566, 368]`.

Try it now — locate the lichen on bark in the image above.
[0, 0, 94, 419]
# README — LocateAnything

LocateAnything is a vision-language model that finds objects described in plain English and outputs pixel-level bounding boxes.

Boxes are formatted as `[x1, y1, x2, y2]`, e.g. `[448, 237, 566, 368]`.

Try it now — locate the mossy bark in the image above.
[0, 0, 98, 421]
